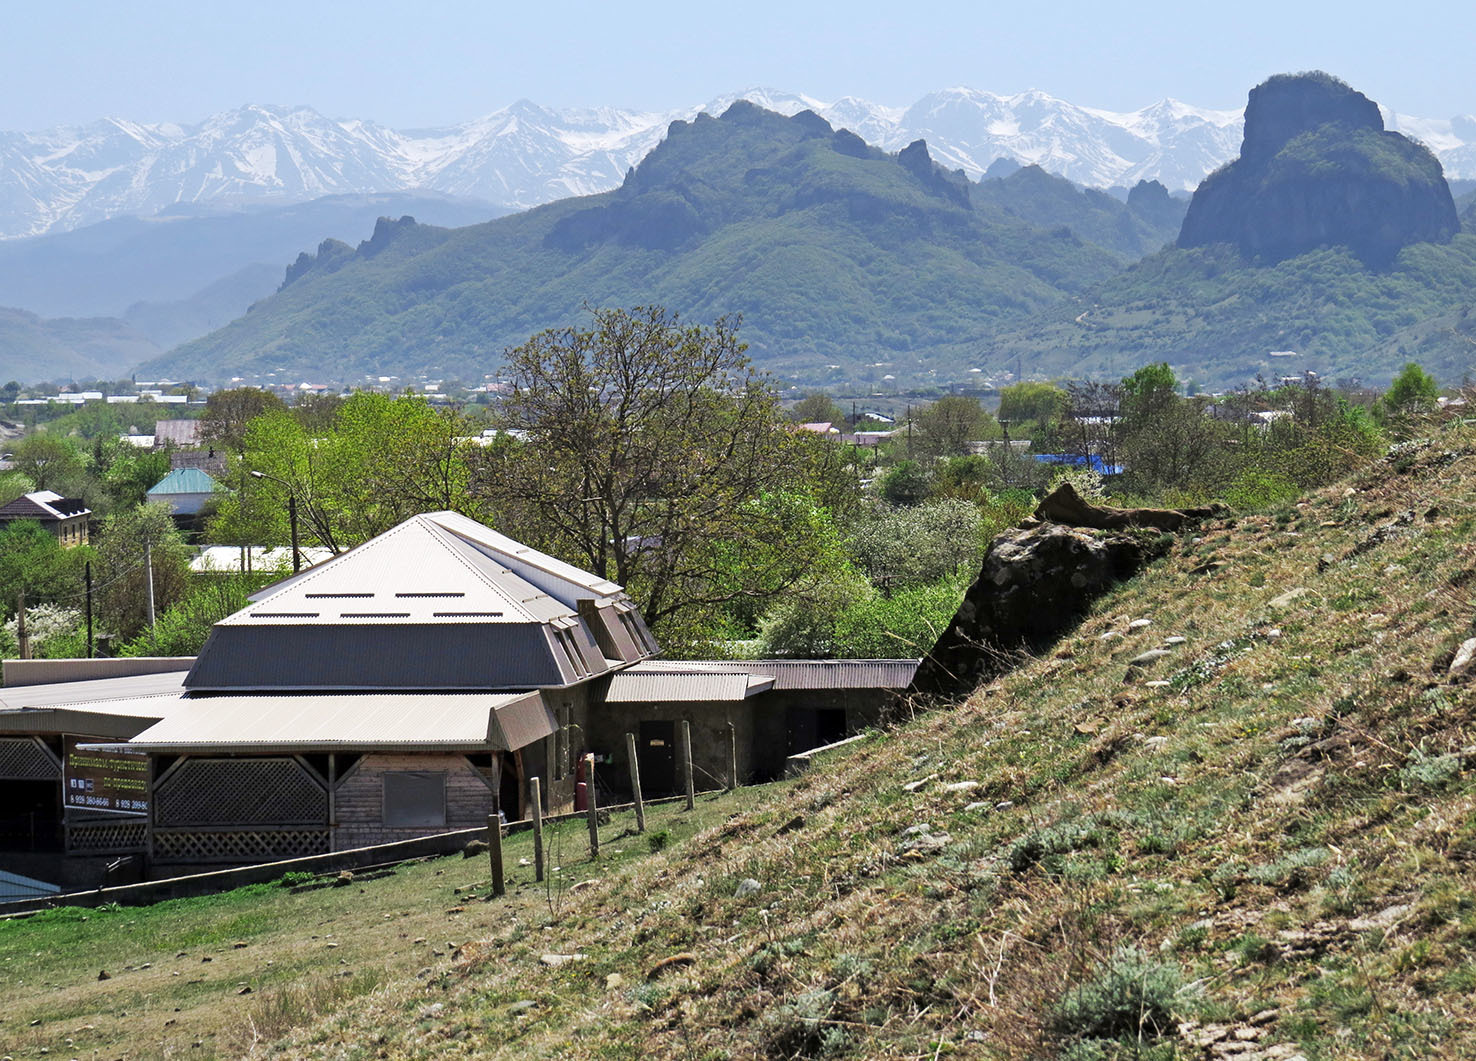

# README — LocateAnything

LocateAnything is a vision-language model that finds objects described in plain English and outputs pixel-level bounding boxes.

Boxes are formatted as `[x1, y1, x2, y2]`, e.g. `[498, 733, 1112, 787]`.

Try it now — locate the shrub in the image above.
[1049, 946, 1195, 1043]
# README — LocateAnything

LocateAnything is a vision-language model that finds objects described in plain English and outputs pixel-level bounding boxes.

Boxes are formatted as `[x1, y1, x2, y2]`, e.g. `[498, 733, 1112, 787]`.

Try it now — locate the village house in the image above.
[0, 491, 91, 546]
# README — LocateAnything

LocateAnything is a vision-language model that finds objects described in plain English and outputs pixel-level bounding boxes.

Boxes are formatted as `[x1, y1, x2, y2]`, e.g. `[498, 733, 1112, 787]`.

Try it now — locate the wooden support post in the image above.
[584, 754, 599, 858]
[680, 720, 695, 810]
[626, 732, 645, 833]
[487, 813, 505, 898]
[529, 776, 544, 883]
[727, 721, 738, 791]
[327, 752, 336, 854]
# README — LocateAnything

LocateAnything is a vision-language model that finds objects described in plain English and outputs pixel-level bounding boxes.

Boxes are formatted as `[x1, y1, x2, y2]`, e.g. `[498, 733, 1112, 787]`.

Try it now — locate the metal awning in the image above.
[603, 672, 775, 703]
[109, 690, 555, 753]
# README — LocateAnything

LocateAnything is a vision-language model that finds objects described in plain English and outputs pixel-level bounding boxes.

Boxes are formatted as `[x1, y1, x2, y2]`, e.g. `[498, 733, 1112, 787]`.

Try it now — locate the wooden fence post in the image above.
[727, 722, 738, 791]
[585, 754, 599, 858]
[487, 813, 505, 898]
[680, 720, 695, 810]
[626, 732, 645, 833]
[528, 776, 544, 882]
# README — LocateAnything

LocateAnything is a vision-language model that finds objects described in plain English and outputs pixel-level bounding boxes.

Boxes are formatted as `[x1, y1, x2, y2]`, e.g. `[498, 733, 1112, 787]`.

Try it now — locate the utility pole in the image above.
[85, 561, 93, 659]
[144, 539, 156, 635]
[906, 404, 913, 459]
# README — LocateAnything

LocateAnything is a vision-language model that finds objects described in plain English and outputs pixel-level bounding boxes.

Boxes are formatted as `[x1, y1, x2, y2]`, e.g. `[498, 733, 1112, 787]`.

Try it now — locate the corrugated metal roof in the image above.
[622, 659, 920, 691]
[0, 671, 188, 709]
[0, 671, 191, 739]
[193, 512, 657, 692]
[431, 511, 625, 600]
[0, 869, 60, 902]
[153, 419, 202, 447]
[235, 514, 570, 625]
[186, 624, 582, 691]
[603, 672, 774, 703]
[118, 690, 552, 752]
[147, 468, 220, 496]
[0, 703, 179, 739]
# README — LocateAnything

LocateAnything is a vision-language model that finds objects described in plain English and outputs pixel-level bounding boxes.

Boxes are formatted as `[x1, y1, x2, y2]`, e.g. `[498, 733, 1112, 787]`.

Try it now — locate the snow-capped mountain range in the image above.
[2, 87, 1471, 240]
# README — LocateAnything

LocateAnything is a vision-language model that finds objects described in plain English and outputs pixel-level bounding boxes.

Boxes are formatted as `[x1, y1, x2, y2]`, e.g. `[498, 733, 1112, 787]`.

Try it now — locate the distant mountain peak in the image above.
[0, 84, 1470, 241]
[1179, 72, 1459, 264]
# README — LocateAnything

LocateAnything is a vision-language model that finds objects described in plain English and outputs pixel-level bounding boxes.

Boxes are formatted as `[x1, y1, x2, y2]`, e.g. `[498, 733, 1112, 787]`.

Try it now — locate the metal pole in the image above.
[680, 720, 695, 810]
[727, 722, 738, 792]
[625, 733, 645, 833]
[584, 754, 599, 858]
[487, 813, 505, 898]
[84, 561, 93, 659]
[288, 492, 301, 573]
[528, 776, 544, 882]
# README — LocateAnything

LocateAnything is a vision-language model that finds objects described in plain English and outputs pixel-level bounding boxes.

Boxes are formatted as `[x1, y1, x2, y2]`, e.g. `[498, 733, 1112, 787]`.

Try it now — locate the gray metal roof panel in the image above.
[622, 659, 920, 691]
[603, 672, 769, 703]
[119, 690, 551, 752]
[0, 671, 188, 709]
[235, 515, 569, 625]
[186, 623, 591, 691]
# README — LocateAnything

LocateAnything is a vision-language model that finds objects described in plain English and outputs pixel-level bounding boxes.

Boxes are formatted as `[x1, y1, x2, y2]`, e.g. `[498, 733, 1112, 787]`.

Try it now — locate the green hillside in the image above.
[138, 104, 1135, 386]
[977, 235, 1476, 388]
[0, 306, 161, 383]
[7, 422, 1476, 1058]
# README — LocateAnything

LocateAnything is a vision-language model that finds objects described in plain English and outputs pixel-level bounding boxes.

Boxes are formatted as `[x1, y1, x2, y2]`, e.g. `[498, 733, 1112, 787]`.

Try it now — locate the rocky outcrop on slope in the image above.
[909, 485, 1219, 699]
[1178, 72, 1460, 264]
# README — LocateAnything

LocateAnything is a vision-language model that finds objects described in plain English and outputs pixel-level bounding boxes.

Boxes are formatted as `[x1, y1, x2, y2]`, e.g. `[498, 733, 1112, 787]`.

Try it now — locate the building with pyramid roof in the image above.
[1, 511, 914, 887]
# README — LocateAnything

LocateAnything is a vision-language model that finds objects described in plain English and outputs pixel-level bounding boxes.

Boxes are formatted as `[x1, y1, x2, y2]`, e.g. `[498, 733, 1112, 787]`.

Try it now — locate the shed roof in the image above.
[113, 690, 553, 752]
[624, 659, 920, 691]
[0, 670, 191, 739]
[147, 468, 220, 496]
[604, 672, 774, 703]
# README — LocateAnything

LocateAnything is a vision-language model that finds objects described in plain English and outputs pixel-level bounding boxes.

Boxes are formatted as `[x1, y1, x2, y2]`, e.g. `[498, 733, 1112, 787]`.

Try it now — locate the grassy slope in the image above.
[8, 424, 1476, 1058]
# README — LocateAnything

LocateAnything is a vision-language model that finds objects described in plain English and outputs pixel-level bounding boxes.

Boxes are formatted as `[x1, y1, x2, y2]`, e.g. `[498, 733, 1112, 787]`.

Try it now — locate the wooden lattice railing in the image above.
[67, 818, 147, 854]
[152, 828, 330, 863]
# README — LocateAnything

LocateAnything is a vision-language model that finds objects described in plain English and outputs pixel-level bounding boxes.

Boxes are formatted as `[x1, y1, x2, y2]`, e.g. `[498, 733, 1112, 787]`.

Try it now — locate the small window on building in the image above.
[382, 771, 446, 828]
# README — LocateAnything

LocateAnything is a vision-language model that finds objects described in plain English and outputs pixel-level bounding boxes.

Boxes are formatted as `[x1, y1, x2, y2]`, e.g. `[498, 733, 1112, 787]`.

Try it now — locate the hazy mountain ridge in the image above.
[5, 87, 1470, 239]
[137, 104, 1150, 385]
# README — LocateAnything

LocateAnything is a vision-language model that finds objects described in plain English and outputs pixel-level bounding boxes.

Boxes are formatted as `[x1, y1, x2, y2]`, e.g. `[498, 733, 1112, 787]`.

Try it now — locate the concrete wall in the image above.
[589, 699, 755, 796]
[588, 687, 893, 788]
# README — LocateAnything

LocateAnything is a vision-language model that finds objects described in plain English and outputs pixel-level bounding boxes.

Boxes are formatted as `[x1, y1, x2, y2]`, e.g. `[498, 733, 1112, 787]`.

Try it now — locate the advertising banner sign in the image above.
[63, 736, 149, 814]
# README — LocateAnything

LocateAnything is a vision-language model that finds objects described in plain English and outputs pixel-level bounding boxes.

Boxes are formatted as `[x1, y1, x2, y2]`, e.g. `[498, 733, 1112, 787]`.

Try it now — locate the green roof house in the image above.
[145, 468, 221, 516]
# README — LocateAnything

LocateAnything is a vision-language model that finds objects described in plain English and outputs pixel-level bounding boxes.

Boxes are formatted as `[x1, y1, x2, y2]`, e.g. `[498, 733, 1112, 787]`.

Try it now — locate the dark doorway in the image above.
[786, 708, 850, 755]
[638, 720, 676, 795]
[816, 708, 848, 746]
[498, 751, 521, 821]
[0, 780, 62, 852]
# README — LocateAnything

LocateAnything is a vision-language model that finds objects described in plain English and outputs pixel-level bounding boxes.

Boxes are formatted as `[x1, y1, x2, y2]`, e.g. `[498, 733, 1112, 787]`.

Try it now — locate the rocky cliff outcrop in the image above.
[1178, 73, 1459, 264]
[909, 485, 1220, 700]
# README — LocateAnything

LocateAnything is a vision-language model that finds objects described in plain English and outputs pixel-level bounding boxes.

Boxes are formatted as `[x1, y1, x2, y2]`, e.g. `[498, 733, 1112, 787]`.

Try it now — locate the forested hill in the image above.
[138, 103, 1178, 385]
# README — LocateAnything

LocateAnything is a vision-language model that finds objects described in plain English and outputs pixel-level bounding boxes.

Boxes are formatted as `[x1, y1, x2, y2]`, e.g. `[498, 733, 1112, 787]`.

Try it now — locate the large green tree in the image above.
[915, 395, 995, 458]
[483, 305, 853, 640]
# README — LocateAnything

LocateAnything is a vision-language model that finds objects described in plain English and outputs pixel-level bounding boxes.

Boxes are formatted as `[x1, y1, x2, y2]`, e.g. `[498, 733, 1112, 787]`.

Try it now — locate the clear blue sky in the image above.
[3, 0, 1472, 129]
